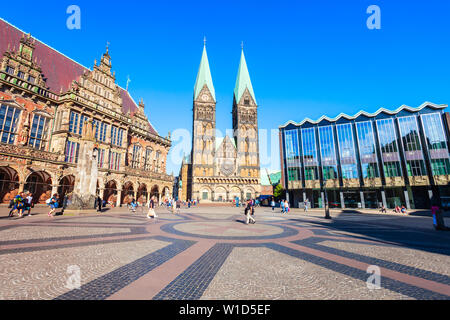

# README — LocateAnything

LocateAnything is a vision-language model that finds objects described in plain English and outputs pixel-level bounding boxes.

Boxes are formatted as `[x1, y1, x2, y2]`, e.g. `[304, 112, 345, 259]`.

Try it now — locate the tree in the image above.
[273, 183, 284, 201]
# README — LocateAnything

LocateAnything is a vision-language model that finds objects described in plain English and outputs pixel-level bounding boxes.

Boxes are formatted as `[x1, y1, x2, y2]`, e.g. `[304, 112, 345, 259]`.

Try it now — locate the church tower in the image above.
[232, 48, 260, 182]
[191, 42, 216, 179]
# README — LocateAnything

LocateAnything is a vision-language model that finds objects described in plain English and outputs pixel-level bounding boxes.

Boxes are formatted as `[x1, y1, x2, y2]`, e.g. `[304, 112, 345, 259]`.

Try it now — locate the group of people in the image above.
[8, 192, 60, 218]
[8, 192, 34, 218]
[380, 205, 407, 214]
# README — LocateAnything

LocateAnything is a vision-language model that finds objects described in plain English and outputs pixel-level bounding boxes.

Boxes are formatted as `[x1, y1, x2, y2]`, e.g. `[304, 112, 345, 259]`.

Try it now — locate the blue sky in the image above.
[3, 0, 450, 175]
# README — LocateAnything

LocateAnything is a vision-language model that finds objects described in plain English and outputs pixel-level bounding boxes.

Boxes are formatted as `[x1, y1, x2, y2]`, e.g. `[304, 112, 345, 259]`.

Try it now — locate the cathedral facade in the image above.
[182, 44, 261, 202]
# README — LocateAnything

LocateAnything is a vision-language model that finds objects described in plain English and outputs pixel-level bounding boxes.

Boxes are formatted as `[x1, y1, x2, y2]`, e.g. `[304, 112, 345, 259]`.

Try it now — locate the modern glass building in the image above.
[279, 102, 450, 210]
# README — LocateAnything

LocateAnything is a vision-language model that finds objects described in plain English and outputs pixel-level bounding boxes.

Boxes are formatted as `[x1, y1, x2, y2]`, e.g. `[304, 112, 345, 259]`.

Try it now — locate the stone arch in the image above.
[150, 185, 159, 199]
[200, 185, 212, 201]
[161, 186, 170, 201]
[104, 180, 118, 205]
[24, 170, 52, 203]
[214, 186, 227, 202]
[137, 183, 148, 204]
[58, 175, 75, 200]
[121, 181, 134, 204]
[244, 186, 256, 201]
[0, 166, 20, 203]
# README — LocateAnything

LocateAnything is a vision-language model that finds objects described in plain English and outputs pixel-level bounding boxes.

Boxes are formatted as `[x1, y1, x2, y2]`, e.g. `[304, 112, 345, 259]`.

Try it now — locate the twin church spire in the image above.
[193, 41, 256, 104]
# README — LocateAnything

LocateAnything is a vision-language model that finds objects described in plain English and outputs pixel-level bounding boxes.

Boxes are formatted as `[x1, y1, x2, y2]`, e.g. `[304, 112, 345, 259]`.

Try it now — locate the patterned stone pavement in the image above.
[0, 205, 449, 300]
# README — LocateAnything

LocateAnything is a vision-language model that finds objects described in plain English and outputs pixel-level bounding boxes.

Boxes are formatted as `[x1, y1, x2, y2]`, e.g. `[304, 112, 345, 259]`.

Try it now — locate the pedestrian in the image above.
[176, 199, 181, 214]
[47, 194, 59, 217]
[271, 198, 275, 211]
[147, 196, 158, 219]
[10, 192, 25, 218]
[281, 200, 285, 214]
[380, 205, 387, 213]
[285, 200, 290, 214]
[25, 193, 33, 216]
[188, 200, 191, 208]
[304, 199, 308, 212]
[245, 199, 256, 225]
[401, 206, 407, 215]
[130, 199, 137, 213]
[97, 195, 102, 213]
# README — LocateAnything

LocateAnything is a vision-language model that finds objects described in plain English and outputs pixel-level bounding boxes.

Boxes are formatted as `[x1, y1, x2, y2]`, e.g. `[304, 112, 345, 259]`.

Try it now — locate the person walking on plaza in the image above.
[271, 198, 275, 211]
[130, 199, 137, 213]
[147, 196, 158, 219]
[25, 193, 33, 216]
[176, 199, 181, 214]
[304, 199, 308, 212]
[284, 200, 290, 214]
[245, 199, 256, 224]
[97, 195, 102, 213]
[280, 200, 285, 214]
[380, 205, 387, 213]
[47, 194, 59, 217]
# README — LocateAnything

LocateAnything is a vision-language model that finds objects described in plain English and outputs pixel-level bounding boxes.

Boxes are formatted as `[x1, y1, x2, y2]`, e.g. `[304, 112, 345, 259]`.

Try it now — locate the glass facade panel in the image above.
[356, 121, 380, 178]
[398, 116, 427, 177]
[318, 125, 338, 180]
[376, 118, 402, 178]
[336, 123, 358, 179]
[0, 104, 21, 144]
[284, 129, 302, 181]
[421, 113, 450, 176]
[301, 128, 319, 180]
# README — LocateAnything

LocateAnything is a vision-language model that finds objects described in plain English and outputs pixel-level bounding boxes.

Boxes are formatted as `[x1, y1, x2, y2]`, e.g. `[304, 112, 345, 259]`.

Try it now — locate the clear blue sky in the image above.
[3, 0, 450, 175]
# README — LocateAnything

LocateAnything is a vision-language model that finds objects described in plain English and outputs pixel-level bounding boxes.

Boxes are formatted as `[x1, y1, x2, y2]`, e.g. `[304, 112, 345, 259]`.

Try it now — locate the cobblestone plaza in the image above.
[0, 205, 449, 300]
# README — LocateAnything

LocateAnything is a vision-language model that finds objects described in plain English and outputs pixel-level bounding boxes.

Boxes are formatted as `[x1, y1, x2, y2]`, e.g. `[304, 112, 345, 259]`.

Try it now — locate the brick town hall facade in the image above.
[0, 18, 173, 206]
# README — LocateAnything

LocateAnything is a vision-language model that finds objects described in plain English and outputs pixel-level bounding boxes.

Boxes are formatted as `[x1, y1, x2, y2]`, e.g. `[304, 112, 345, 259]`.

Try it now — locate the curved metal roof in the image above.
[279, 102, 447, 129]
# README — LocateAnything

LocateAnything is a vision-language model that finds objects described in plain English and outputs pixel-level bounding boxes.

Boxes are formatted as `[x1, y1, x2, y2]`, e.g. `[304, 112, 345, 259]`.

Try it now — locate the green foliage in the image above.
[273, 183, 284, 200]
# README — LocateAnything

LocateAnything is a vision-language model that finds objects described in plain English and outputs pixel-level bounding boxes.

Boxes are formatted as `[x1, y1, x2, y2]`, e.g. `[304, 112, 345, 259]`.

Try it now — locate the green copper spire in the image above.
[234, 48, 256, 105]
[194, 41, 215, 101]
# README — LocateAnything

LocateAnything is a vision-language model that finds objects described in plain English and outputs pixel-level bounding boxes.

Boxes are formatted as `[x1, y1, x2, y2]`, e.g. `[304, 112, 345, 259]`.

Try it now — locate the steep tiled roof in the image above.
[0, 17, 158, 135]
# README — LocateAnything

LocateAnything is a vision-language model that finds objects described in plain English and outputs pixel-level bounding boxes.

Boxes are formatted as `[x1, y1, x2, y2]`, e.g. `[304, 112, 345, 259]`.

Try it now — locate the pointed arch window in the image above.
[131, 144, 142, 169]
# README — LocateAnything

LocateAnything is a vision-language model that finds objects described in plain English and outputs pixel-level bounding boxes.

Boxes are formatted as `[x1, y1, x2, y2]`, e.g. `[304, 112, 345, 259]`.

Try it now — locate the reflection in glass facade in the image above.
[376, 119, 402, 178]
[318, 126, 338, 180]
[336, 123, 358, 179]
[398, 116, 427, 177]
[301, 128, 319, 180]
[356, 121, 380, 178]
[284, 129, 301, 181]
[421, 113, 450, 176]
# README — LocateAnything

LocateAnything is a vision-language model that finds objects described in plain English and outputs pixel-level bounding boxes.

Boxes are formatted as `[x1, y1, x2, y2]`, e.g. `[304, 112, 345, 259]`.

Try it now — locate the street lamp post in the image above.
[322, 179, 331, 219]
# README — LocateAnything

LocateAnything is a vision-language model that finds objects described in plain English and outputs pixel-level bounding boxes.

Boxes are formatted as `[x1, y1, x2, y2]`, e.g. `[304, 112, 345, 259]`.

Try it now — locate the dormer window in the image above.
[244, 99, 250, 105]
[28, 76, 36, 84]
[6, 66, 15, 75]
[18, 72, 25, 80]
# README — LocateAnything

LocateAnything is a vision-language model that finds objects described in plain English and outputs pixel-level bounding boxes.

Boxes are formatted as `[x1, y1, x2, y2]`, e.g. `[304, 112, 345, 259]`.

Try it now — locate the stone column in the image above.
[116, 190, 122, 207]
[428, 189, 433, 202]
[18, 182, 25, 193]
[340, 191, 345, 209]
[381, 190, 387, 208]
[321, 192, 325, 209]
[360, 191, 365, 209]
[51, 185, 58, 197]
[404, 190, 411, 210]
[303, 192, 307, 202]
